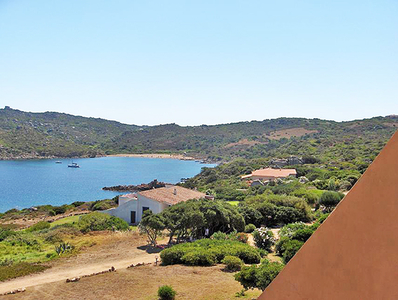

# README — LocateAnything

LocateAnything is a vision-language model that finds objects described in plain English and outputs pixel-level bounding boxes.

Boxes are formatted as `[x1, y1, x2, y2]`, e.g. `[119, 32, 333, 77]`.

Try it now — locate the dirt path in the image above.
[0, 231, 165, 294]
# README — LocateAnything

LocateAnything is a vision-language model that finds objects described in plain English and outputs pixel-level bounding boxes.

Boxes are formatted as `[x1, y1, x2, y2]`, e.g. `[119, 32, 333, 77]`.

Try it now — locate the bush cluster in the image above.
[26, 221, 51, 232]
[77, 212, 129, 233]
[275, 214, 328, 263]
[222, 255, 243, 271]
[318, 191, 344, 210]
[234, 260, 284, 291]
[160, 239, 261, 266]
[0, 228, 16, 242]
[242, 194, 312, 227]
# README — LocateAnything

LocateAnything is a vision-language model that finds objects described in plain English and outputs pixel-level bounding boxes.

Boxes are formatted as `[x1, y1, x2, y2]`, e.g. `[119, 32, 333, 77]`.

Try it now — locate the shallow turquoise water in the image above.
[0, 157, 215, 212]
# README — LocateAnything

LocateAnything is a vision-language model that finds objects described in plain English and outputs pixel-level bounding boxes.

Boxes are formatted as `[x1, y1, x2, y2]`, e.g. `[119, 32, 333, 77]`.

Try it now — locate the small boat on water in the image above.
[68, 162, 80, 168]
[55, 161, 62, 164]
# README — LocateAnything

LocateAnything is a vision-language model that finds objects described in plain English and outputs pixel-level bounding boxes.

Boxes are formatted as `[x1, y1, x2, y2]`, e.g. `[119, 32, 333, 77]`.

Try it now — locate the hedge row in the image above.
[160, 239, 261, 266]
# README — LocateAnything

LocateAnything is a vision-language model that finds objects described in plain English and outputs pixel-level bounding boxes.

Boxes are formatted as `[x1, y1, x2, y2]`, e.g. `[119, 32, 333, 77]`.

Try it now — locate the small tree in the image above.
[139, 210, 165, 246]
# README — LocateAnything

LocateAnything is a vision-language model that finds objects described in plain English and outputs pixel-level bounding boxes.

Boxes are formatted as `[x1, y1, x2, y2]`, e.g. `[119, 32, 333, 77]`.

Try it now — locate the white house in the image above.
[102, 185, 205, 224]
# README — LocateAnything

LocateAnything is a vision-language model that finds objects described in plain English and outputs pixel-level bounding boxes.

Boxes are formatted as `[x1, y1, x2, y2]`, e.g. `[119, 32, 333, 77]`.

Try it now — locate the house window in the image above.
[142, 207, 150, 214]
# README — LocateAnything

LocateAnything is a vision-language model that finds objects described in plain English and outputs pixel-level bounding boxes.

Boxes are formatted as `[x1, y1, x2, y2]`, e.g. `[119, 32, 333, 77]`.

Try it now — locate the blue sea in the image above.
[0, 157, 215, 212]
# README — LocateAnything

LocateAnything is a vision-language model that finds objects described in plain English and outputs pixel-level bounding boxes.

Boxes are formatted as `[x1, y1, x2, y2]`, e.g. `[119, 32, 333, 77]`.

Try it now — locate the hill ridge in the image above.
[0, 106, 397, 162]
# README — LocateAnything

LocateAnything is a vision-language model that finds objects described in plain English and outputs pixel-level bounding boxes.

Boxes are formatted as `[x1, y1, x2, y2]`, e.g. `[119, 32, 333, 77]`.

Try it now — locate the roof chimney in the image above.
[173, 188, 177, 195]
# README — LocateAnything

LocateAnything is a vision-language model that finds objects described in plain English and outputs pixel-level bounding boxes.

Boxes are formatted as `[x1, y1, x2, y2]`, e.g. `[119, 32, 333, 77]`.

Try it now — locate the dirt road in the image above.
[0, 231, 163, 295]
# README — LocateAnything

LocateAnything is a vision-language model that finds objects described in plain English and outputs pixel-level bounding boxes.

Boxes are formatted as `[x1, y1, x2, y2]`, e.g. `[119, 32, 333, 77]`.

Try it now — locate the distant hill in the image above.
[0, 106, 397, 165]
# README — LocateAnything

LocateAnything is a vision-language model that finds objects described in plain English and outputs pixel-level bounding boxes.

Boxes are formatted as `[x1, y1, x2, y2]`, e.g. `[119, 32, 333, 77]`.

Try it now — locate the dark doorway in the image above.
[130, 211, 136, 224]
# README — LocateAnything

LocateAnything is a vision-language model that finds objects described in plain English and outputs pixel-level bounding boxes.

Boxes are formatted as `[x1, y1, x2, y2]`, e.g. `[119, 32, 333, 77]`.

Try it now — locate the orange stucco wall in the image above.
[259, 130, 398, 300]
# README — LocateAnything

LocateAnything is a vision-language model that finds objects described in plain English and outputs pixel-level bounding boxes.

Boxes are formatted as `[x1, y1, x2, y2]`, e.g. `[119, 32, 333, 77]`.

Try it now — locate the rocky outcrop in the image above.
[102, 179, 167, 192]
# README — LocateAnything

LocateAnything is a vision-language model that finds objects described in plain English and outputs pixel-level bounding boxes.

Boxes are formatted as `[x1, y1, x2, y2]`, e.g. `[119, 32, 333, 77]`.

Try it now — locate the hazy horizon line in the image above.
[2, 106, 397, 128]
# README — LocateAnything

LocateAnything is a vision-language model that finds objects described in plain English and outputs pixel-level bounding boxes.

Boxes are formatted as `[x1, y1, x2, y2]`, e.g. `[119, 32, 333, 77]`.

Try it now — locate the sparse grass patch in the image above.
[0, 262, 50, 282]
[50, 215, 81, 227]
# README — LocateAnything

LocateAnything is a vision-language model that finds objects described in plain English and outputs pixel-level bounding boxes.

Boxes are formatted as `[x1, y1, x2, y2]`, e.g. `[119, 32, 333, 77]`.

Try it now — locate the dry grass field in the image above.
[0, 230, 260, 299]
[1, 265, 261, 300]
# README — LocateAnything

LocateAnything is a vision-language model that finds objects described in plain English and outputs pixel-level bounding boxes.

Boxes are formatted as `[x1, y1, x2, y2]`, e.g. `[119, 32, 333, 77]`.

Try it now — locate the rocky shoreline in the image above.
[102, 179, 168, 192]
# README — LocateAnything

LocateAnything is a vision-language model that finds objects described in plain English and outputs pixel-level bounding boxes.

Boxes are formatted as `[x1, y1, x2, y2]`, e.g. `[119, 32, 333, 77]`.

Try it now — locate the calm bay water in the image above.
[0, 157, 215, 212]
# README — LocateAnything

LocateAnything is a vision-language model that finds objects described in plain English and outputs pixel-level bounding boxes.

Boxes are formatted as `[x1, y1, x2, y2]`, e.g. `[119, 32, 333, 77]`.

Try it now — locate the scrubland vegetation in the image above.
[0, 107, 396, 161]
[0, 197, 119, 225]
[0, 212, 129, 281]
[2, 108, 396, 296]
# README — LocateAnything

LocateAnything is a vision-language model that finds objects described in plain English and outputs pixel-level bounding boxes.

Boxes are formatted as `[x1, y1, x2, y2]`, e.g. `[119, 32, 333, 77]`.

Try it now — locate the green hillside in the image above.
[0, 106, 397, 165]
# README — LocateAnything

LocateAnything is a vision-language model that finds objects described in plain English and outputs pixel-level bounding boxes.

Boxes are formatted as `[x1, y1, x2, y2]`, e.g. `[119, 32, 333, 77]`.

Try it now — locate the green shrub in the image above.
[292, 189, 320, 205]
[53, 205, 72, 215]
[234, 264, 257, 290]
[245, 194, 312, 225]
[282, 240, 304, 264]
[339, 180, 352, 191]
[252, 227, 275, 251]
[182, 251, 216, 266]
[292, 227, 315, 242]
[244, 224, 256, 233]
[238, 206, 262, 227]
[4, 233, 41, 249]
[318, 191, 344, 209]
[44, 225, 81, 243]
[317, 213, 330, 224]
[234, 260, 284, 291]
[71, 201, 85, 207]
[160, 248, 185, 265]
[279, 222, 307, 239]
[222, 255, 243, 271]
[90, 199, 117, 211]
[0, 229, 16, 242]
[211, 231, 227, 240]
[275, 206, 303, 224]
[77, 212, 129, 233]
[158, 285, 176, 300]
[160, 239, 261, 266]
[275, 236, 289, 255]
[235, 247, 262, 264]
[255, 260, 285, 291]
[26, 221, 51, 232]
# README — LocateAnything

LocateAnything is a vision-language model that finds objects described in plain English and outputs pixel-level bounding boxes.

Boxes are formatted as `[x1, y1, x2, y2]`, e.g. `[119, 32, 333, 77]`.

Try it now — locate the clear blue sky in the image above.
[0, 1, 397, 126]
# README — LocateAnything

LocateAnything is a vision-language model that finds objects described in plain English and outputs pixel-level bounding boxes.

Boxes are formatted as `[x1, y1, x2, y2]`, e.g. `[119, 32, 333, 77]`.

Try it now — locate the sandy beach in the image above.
[106, 153, 197, 161]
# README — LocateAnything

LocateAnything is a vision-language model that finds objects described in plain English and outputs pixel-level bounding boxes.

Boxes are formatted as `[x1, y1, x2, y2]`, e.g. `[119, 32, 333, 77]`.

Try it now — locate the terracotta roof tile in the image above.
[241, 168, 297, 179]
[138, 186, 205, 205]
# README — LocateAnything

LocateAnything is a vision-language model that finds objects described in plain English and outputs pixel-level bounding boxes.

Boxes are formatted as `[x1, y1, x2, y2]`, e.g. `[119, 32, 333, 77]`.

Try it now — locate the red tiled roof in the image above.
[241, 168, 297, 179]
[138, 186, 205, 205]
